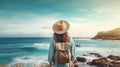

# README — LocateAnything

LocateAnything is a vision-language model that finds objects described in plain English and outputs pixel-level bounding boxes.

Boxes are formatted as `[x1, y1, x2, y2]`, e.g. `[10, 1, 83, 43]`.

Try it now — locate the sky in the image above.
[0, 0, 120, 37]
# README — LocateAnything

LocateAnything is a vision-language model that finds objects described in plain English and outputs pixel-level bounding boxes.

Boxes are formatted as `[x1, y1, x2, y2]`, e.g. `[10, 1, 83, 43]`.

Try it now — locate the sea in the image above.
[0, 37, 120, 66]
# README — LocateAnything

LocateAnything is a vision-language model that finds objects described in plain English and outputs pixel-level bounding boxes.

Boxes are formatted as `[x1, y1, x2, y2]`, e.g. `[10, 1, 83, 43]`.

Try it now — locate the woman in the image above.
[48, 20, 76, 67]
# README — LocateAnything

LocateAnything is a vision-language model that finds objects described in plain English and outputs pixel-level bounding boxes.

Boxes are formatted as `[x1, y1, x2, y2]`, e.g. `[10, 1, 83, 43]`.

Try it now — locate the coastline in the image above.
[0, 37, 120, 67]
[0, 53, 120, 67]
[92, 28, 120, 40]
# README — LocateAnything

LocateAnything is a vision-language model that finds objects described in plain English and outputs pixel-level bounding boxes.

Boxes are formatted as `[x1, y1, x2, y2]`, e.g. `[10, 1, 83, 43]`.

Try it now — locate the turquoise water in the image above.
[75, 38, 120, 56]
[0, 37, 120, 65]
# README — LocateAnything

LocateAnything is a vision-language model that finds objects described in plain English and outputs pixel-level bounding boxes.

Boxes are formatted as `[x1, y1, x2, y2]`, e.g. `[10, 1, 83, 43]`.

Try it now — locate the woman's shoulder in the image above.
[70, 37, 74, 41]
[50, 38, 55, 43]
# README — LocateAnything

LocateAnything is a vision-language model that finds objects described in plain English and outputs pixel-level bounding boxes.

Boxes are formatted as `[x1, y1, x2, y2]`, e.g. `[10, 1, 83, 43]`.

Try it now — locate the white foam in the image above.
[74, 38, 91, 40]
[76, 62, 97, 67]
[9, 55, 49, 67]
[10, 55, 48, 65]
[76, 47, 120, 56]
[34, 43, 49, 49]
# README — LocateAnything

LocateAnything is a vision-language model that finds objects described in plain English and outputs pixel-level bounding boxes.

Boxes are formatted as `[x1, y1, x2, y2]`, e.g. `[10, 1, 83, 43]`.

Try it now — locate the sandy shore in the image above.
[0, 64, 96, 67]
[0, 65, 10, 67]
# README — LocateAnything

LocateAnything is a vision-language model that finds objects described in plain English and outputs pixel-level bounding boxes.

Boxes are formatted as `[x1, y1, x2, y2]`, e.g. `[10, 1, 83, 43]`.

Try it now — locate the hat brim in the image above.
[53, 21, 70, 34]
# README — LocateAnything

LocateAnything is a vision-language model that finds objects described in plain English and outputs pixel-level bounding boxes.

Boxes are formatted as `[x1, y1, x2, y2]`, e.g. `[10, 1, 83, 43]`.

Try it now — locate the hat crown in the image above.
[57, 21, 66, 31]
[53, 20, 70, 34]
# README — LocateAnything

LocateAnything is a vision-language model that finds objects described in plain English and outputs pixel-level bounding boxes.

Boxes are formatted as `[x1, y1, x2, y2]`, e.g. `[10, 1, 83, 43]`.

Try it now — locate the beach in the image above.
[0, 65, 9, 67]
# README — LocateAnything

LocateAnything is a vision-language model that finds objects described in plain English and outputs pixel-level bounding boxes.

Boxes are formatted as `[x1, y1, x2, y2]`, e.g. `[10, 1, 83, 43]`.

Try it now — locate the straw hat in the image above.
[52, 20, 70, 34]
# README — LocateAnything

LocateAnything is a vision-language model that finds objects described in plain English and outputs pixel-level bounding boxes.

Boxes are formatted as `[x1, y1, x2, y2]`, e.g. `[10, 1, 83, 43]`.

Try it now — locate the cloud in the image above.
[0, 12, 59, 37]
[87, 7, 120, 23]
[68, 16, 120, 37]
[69, 18, 98, 37]
[1, 12, 120, 37]
[41, 26, 51, 29]
[93, 8, 106, 14]
[87, 7, 108, 18]
[0, 6, 120, 37]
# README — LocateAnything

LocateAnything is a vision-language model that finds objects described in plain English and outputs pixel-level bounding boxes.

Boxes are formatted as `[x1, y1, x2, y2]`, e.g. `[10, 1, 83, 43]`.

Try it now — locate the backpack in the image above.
[54, 42, 71, 64]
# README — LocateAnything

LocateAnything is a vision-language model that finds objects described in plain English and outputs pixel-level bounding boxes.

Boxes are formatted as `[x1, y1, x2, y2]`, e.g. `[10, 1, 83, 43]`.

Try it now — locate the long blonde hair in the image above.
[53, 32, 70, 43]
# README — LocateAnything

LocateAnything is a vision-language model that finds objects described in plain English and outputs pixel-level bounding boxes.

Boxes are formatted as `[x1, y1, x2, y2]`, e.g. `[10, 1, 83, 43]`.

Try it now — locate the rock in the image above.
[92, 27, 120, 40]
[87, 54, 120, 67]
[107, 55, 120, 61]
[83, 54, 88, 56]
[109, 61, 120, 67]
[89, 53, 103, 57]
[76, 57, 87, 62]
[74, 64, 78, 67]
[21, 57, 31, 59]
[76, 45, 81, 48]
[88, 58, 110, 67]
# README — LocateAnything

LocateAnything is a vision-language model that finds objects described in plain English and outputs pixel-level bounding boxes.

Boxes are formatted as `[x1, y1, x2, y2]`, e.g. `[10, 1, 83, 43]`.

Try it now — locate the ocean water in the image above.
[0, 37, 120, 65]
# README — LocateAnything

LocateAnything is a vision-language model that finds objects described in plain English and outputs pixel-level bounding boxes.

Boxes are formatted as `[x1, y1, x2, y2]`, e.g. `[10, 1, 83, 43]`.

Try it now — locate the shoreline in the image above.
[0, 65, 10, 67]
[0, 38, 120, 67]
[0, 53, 120, 67]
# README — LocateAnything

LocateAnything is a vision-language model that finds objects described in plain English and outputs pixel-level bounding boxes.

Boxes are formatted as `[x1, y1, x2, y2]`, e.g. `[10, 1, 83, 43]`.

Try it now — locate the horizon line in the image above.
[0, 36, 92, 38]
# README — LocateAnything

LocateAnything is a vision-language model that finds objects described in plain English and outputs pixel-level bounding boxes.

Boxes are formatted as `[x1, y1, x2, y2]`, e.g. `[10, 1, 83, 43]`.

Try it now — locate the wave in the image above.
[33, 43, 49, 49]
[76, 47, 120, 56]
[0, 46, 47, 55]
[10, 55, 48, 65]
[0, 43, 50, 55]
[74, 38, 91, 41]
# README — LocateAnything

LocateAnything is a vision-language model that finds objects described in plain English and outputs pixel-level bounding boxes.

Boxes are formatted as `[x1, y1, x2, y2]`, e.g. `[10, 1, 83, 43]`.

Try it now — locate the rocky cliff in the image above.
[92, 28, 120, 40]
